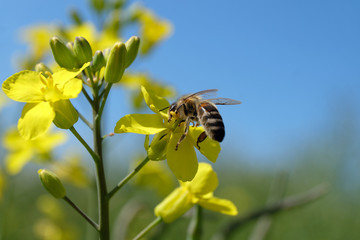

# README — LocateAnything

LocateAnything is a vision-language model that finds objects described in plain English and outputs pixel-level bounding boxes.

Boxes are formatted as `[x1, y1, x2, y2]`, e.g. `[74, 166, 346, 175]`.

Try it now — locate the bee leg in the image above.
[196, 131, 207, 149]
[175, 119, 190, 151]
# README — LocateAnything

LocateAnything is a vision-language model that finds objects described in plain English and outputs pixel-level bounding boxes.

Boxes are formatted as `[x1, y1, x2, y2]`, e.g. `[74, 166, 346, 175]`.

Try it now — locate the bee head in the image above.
[168, 102, 178, 122]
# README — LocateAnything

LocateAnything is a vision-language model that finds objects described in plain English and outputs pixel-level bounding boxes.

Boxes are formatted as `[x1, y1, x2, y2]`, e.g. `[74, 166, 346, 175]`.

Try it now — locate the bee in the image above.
[166, 89, 241, 150]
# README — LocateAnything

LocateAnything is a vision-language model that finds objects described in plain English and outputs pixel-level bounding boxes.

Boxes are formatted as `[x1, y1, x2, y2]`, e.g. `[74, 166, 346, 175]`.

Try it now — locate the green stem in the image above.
[82, 87, 93, 105]
[108, 156, 150, 199]
[133, 217, 162, 240]
[98, 83, 113, 119]
[187, 205, 202, 240]
[76, 108, 93, 129]
[69, 126, 99, 164]
[63, 196, 99, 231]
[93, 94, 110, 240]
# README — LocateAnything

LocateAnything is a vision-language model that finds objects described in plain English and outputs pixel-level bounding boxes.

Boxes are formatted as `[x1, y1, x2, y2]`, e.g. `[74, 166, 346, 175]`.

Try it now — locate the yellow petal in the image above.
[188, 126, 221, 163]
[141, 85, 169, 116]
[5, 148, 33, 175]
[3, 128, 27, 151]
[33, 131, 67, 153]
[61, 78, 83, 99]
[114, 114, 166, 134]
[154, 187, 193, 223]
[198, 197, 238, 216]
[52, 62, 90, 87]
[167, 132, 198, 182]
[18, 102, 55, 140]
[188, 162, 218, 195]
[2, 70, 44, 102]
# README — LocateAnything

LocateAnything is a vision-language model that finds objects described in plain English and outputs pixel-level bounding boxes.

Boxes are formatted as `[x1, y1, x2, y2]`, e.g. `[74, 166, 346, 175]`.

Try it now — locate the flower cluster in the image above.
[114, 86, 221, 181]
[155, 163, 238, 222]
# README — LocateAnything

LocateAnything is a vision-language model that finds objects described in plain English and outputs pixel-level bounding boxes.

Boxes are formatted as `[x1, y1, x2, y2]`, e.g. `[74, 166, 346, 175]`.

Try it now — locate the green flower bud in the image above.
[50, 36, 77, 69]
[147, 131, 170, 161]
[104, 42, 127, 83]
[74, 36, 93, 66]
[70, 9, 83, 25]
[125, 36, 140, 68]
[103, 48, 111, 62]
[52, 100, 79, 129]
[91, 0, 105, 12]
[91, 50, 106, 72]
[38, 169, 66, 199]
[35, 63, 52, 75]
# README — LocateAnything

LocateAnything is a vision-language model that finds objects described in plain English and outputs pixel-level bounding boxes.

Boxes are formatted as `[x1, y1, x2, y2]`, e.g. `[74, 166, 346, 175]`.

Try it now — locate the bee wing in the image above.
[184, 89, 218, 99]
[207, 98, 242, 105]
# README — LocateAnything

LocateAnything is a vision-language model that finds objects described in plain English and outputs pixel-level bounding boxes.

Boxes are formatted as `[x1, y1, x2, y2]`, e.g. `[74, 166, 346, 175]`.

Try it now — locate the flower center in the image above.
[39, 72, 63, 102]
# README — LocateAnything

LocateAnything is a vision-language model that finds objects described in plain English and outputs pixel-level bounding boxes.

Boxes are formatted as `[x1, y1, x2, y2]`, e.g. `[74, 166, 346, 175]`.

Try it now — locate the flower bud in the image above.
[74, 36, 93, 66]
[38, 169, 66, 199]
[70, 9, 83, 25]
[104, 42, 127, 83]
[91, 50, 106, 72]
[35, 63, 52, 75]
[125, 36, 140, 68]
[50, 36, 77, 69]
[147, 131, 169, 161]
[90, 0, 105, 12]
[52, 100, 79, 129]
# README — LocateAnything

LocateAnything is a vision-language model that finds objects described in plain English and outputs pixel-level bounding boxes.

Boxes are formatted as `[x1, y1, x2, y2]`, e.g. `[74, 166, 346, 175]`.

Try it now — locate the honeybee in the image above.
[166, 89, 241, 150]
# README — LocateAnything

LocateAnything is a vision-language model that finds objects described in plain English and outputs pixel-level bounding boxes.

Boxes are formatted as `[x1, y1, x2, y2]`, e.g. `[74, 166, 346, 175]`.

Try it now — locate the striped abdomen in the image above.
[197, 101, 225, 142]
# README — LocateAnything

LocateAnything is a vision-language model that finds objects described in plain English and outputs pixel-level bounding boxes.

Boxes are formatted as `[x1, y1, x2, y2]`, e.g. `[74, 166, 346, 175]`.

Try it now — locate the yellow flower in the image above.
[114, 86, 220, 181]
[132, 6, 173, 54]
[21, 25, 58, 60]
[2, 63, 89, 140]
[3, 128, 67, 175]
[52, 156, 90, 188]
[155, 163, 238, 223]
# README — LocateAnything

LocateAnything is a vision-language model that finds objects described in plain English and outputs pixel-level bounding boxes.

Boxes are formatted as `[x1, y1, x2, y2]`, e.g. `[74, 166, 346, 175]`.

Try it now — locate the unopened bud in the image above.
[147, 131, 169, 161]
[38, 169, 66, 199]
[50, 36, 78, 69]
[91, 0, 105, 12]
[35, 63, 52, 75]
[53, 100, 79, 129]
[74, 36, 93, 66]
[50, 36, 77, 69]
[104, 42, 127, 83]
[125, 36, 140, 68]
[92, 50, 106, 72]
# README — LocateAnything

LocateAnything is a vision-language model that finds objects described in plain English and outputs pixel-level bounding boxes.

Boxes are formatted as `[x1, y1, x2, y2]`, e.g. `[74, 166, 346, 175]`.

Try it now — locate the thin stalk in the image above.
[133, 217, 162, 240]
[108, 156, 150, 199]
[69, 126, 99, 164]
[63, 196, 99, 231]
[98, 83, 113, 119]
[82, 87, 94, 105]
[187, 205, 202, 240]
[76, 109, 93, 129]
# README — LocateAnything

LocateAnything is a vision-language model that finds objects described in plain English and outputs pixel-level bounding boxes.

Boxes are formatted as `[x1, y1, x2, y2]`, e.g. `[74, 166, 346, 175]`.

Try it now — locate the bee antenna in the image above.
[159, 106, 169, 112]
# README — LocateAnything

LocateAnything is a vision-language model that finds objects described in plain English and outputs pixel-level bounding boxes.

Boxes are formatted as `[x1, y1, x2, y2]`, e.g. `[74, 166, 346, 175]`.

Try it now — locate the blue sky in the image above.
[1, 0, 359, 167]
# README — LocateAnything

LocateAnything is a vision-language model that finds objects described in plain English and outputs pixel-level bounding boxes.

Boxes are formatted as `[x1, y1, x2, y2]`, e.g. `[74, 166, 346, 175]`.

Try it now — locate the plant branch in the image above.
[212, 183, 329, 240]
[98, 83, 113, 120]
[69, 126, 99, 164]
[76, 109, 93, 130]
[108, 156, 150, 199]
[133, 217, 162, 240]
[63, 196, 99, 231]
[187, 205, 202, 240]
[82, 87, 94, 105]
